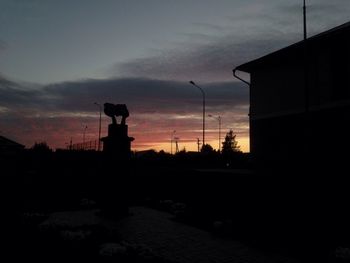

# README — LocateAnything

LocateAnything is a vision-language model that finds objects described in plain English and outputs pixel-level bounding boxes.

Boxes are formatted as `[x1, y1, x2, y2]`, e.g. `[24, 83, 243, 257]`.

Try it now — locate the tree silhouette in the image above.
[201, 144, 215, 154]
[221, 130, 241, 154]
[31, 141, 52, 153]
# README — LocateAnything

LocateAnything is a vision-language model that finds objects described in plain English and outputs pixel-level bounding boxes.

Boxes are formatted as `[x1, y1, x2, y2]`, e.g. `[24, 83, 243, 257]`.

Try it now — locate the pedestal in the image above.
[101, 124, 134, 159]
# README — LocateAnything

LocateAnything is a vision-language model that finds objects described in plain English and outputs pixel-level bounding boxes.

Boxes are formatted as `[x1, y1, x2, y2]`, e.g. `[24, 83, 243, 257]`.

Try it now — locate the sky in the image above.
[1, 0, 349, 152]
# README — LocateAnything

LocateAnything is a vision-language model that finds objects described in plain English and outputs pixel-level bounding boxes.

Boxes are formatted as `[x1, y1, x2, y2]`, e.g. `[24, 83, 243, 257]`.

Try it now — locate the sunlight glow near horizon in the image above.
[131, 137, 250, 153]
[45, 127, 250, 153]
[6, 110, 250, 153]
[131, 137, 249, 153]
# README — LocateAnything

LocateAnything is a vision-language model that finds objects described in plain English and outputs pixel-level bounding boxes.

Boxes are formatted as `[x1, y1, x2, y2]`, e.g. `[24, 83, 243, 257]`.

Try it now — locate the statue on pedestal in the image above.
[101, 103, 134, 158]
[99, 103, 133, 218]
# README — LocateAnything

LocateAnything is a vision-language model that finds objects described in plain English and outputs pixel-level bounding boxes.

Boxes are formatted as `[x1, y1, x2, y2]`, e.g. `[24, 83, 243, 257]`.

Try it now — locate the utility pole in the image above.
[208, 114, 222, 152]
[83, 125, 87, 148]
[197, 138, 201, 152]
[171, 130, 176, 154]
[174, 137, 180, 153]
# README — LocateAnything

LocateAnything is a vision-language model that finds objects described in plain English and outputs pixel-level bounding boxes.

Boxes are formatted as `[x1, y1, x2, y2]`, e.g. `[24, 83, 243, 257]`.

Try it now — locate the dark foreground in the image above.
[2, 150, 350, 262]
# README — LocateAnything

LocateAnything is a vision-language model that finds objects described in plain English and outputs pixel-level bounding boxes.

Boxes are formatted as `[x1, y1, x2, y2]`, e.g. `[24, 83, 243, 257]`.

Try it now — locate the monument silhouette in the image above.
[97, 103, 133, 218]
[101, 103, 134, 158]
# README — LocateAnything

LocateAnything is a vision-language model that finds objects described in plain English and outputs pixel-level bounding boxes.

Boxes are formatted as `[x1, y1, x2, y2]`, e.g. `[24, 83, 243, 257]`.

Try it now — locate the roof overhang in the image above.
[235, 21, 350, 73]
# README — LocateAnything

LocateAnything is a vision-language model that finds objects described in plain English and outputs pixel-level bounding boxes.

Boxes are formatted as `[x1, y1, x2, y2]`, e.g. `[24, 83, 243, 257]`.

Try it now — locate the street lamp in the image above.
[171, 130, 176, 154]
[208, 114, 222, 152]
[94, 102, 102, 151]
[189, 80, 206, 148]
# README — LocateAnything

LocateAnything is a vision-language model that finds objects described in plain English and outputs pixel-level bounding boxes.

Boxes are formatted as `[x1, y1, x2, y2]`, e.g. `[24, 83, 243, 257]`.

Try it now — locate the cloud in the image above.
[37, 78, 248, 113]
[0, 76, 249, 150]
[113, 0, 350, 84]
[114, 13, 304, 83]
[1, 76, 249, 117]
[0, 77, 47, 110]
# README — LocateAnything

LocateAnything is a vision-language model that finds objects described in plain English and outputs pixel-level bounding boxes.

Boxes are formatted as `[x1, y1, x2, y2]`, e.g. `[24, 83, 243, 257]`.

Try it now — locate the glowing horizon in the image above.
[133, 137, 250, 153]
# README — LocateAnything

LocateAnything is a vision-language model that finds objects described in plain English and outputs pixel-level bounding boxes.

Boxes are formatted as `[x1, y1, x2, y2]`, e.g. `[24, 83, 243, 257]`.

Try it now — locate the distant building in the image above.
[234, 22, 350, 164]
[0, 135, 25, 155]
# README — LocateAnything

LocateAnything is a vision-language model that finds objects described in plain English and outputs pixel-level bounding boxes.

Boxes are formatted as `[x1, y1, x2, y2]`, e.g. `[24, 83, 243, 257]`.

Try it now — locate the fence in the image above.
[69, 140, 103, 151]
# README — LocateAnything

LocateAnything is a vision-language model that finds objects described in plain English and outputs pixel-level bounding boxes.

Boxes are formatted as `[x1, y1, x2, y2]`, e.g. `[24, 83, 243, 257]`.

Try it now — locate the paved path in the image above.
[43, 207, 300, 263]
[111, 207, 299, 263]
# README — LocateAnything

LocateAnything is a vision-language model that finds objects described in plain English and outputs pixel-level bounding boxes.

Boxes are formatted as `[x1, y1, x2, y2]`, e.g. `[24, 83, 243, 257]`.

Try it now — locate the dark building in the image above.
[0, 135, 25, 156]
[234, 22, 350, 165]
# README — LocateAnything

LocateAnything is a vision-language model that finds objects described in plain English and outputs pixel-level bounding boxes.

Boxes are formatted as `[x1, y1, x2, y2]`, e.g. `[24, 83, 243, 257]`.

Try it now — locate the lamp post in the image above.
[189, 81, 206, 148]
[94, 102, 102, 151]
[171, 130, 176, 154]
[83, 125, 88, 148]
[208, 114, 222, 152]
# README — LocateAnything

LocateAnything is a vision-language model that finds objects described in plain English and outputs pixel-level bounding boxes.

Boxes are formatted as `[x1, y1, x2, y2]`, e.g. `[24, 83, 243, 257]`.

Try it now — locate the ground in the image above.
[27, 206, 301, 263]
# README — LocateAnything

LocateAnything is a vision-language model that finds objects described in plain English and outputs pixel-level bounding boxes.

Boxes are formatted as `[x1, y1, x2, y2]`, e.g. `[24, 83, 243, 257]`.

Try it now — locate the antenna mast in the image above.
[303, 0, 307, 40]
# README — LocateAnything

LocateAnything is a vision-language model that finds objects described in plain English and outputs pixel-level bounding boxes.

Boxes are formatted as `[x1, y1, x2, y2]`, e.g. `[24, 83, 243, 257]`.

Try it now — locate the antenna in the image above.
[303, 0, 307, 40]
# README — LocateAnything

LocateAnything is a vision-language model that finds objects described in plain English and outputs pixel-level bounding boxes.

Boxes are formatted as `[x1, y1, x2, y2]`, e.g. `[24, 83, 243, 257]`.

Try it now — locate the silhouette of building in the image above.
[234, 22, 350, 165]
[0, 135, 25, 155]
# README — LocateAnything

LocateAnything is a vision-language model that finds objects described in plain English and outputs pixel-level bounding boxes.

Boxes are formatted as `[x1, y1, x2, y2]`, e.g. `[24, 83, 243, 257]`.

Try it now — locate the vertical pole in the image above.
[98, 107, 101, 151]
[209, 114, 221, 152]
[171, 130, 176, 154]
[303, 0, 309, 112]
[189, 81, 206, 150]
[83, 125, 87, 149]
[218, 116, 221, 152]
[303, 0, 307, 40]
[203, 92, 205, 147]
[94, 102, 102, 151]
[303, 0, 309, 162]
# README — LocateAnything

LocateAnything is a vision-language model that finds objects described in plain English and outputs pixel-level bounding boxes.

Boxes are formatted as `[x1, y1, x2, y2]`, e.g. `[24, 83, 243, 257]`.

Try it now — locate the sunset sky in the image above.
[1, 0, 349, 152]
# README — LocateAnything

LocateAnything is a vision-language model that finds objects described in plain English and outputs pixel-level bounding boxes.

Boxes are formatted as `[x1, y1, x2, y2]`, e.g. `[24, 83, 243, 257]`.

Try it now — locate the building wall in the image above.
[250, 65, 305, 119]
[308, 34, 350, 106]
[249, 31, 350, 165]
[251, 105, 350, 165]
[249, 64, 306, 162]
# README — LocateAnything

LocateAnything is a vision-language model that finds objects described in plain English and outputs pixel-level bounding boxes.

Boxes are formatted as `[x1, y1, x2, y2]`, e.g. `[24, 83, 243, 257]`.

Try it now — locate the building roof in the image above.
[0, 135, 25, 148]
[235, 21, 350, 73]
